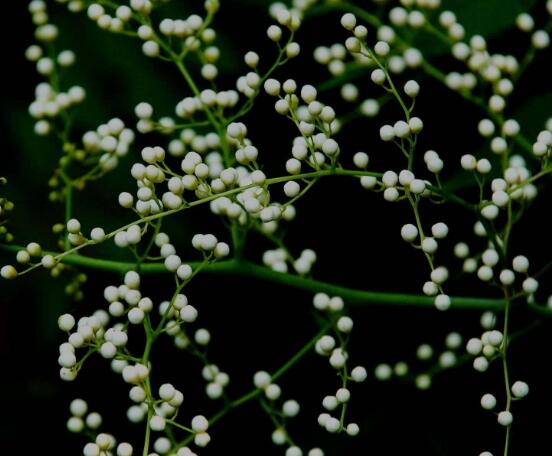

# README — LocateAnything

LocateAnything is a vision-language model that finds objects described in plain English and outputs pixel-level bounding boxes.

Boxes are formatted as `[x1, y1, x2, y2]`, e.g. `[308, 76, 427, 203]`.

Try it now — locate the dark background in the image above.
[1, 0, 551, 454]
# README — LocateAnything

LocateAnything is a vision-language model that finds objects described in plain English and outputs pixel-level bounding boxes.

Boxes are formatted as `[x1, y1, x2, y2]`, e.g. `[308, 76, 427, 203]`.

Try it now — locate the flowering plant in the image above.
[1, 0, 551, 455]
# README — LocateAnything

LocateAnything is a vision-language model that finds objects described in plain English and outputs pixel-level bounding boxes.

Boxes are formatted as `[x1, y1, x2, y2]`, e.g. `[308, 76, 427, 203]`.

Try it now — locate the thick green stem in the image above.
[2, 242, 539, 312]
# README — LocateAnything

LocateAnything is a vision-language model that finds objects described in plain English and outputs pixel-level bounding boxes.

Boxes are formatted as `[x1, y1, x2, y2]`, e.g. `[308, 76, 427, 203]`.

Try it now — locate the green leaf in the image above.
[416, 0, 539, 56]
[443, 0, 538, 36]
[514, 92, 552, 140]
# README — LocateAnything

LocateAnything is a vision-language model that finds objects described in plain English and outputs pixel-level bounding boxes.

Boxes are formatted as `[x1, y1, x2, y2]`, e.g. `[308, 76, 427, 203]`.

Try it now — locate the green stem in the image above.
[501, 289, 513, 456]
[173, 323, 331, 450]
[64, 181, 73, 250]
[2, 243, 546, 313]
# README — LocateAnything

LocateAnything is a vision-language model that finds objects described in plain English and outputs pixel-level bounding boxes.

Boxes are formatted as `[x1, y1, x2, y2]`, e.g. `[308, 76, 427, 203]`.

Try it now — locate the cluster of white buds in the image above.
[169, 131, 222, 161]
[176, 90, 240, 120]
[251, 364, 308, 451]
[28, 83, 85, 136]
[82, 433, 120, 456]
[192, 233, 229, 258]
[102, 270, 155, 326]
[253, 370, 282, 401]
[312, 293, 366, 436]
[263, 248, 289, 273]
[314, 43, 353, 76]
[461, 241, 540, 293]
[66, 399, 103, 434]
[0, 178, 14, 243]
[262, 247, 317, 275]
[234, 6, 301, 98]
[57, 309, 110, 381]
[374, 361, 407, 382]
[26, 3, 85, 138]
[2, 241, 46, 279]
[264, 81, 341, 161]
[466, 325, 504, 374]
[87, 3, 133, 34]
[465, 314, 515, 438]
[146, 383, 185, 426]
[532, 122, 552, 159]
[200, 364, 230, 399]
[477, 158, 538, 220]
[376, 332, 463, 389]
[467, 324, 530, 431]
[293, 249, 317, 275]
[81, 118, 135, 172]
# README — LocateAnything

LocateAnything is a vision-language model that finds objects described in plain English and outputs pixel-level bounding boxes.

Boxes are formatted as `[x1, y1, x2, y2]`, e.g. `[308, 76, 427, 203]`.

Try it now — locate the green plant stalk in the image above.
[2, 243, 540, 312]
[172, 322, 331, 451]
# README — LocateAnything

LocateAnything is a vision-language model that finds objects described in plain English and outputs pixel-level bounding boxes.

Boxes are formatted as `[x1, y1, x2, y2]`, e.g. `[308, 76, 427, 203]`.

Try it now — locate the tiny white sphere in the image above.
[341, 13, 357, 30]
[434, 294, 451, 311]
[371, 69, 386, 85]
[477, 159, 492, 174]
[90, 227, 106, 243]
[499, 269, 515, 285]
[66, 218, 81, 234]
[400, 224, 418, 242]
[512, 255, 529, 273]
[497, 411, 513, 426]
[67, 416, 84, 433]
[421, 237, 438, 254]
[393, 120, 410, 138]
[284, 181, 301, 198]
[117, 443, 133, 456]
[466, 338, 483, 356]
[353, 152, 369, 168]
[253, 371, 271, 389]
[351, 366, 367, 382]
[70, 398, 88, 417]
[473, 356, 489, 372]
[336, 388, 350, 403]
[324, 416, 340, 433]
[159, 383, 176, 401]
[337, 316, 353, 333]
[374, 363, 392, 380]
[83, 443, 101, 456]
[150, 415, 166, 431]
[142, 40, 160, 58]
[379, 125, 395, 141]
[522, 277, 539, 294]
[409, 117, 424, 134]
[480, 393, 496, 410]
[404, 80, 420, 97]
[195, 328, 211, 345]
[58, 314, 76, 332]
[346, 423, 360, 436]
[282, 399, 300, 417]
[431, 222, 448, 239]
[265, 383, 282, 400]
[415, 374, 432, 390]
[374, 41, 390, 57]
[511, 381, 529, 398]
[532, 30, 550, 49]
[431, 266, 449, 284]
[191, 415, 209, 432]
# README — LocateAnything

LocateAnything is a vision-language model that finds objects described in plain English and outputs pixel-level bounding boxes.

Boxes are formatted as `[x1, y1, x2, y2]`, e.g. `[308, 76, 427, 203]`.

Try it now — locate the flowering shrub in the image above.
[1, 0, 552, 455]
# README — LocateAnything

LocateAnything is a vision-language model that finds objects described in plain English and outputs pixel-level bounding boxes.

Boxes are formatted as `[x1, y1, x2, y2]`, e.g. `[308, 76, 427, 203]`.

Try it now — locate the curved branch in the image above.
[2, 243, 547, 313]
